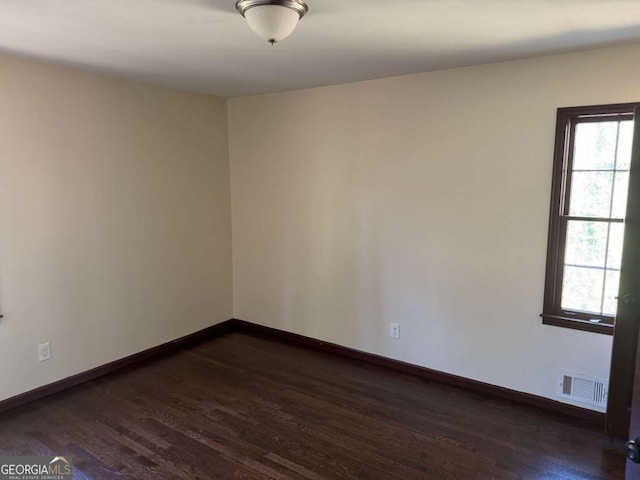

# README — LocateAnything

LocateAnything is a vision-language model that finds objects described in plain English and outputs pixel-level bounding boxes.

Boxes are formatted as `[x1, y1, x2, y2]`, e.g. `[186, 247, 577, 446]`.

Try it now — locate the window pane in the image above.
[616, 120, 634, 170]
[568, 171, 613, 217]
[607, 223, 625, 270]
[564, 221, 608, 267]
[561, 266, 605, 313]
[611, 171, 630, 219]
[573, 122, 618, 170]
[603, 270, 620, 316]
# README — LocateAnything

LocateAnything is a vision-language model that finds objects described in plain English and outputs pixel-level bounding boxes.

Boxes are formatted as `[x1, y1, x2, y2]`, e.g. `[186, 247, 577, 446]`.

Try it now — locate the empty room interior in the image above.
[2, 1, 640, 479]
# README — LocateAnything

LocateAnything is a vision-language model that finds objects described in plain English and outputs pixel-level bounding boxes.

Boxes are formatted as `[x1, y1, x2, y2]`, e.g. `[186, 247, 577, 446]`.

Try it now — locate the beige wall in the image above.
[0, 55, 233, 401]
[229, 42, 640, 411]
[3, 40, 639, 410]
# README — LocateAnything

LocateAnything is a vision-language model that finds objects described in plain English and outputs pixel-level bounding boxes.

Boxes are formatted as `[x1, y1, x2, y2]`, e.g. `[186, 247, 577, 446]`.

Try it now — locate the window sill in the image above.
[541, 314, 614, 335]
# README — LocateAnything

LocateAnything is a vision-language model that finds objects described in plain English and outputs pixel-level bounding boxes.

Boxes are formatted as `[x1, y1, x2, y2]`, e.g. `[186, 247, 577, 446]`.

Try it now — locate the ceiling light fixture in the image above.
[236, 0, 309, 45]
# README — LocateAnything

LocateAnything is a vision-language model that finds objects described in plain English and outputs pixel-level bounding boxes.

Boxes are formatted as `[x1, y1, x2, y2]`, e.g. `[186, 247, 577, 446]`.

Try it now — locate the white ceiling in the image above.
[1, 0, 640, 97]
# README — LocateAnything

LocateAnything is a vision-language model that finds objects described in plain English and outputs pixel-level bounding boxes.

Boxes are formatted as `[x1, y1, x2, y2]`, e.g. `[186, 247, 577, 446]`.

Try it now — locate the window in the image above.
[542, 103, 638, 335]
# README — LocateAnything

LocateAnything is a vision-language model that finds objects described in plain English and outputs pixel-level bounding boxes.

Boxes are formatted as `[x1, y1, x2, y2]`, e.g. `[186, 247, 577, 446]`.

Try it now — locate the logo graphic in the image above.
[0, 455, 72, 480]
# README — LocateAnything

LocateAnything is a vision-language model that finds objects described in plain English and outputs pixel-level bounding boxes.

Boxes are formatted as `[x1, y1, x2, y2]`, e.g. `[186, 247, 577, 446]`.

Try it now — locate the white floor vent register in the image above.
[558, 373, 608, 407]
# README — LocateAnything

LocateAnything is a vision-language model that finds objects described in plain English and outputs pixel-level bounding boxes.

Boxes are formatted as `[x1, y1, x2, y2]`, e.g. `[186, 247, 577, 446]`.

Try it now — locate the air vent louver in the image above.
[558, 373, 608, 407]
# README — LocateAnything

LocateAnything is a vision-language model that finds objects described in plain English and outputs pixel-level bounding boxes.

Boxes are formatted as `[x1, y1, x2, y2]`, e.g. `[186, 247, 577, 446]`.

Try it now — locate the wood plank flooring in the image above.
[0, 332, 626, 479]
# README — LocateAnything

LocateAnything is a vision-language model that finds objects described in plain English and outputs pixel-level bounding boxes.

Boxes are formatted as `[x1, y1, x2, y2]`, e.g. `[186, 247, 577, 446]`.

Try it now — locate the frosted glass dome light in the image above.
[236, 0, 309, 45]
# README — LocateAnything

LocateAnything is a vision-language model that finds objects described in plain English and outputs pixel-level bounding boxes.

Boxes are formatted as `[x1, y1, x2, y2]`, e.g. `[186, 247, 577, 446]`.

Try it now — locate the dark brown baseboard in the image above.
[0, 317, 605, 429]
[0, 319, 235, 416]
[230, 319, 605, 428]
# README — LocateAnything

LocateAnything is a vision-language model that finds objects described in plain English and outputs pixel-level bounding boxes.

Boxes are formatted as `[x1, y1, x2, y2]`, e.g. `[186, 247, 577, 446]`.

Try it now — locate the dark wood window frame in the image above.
[542, 103, 640, 335]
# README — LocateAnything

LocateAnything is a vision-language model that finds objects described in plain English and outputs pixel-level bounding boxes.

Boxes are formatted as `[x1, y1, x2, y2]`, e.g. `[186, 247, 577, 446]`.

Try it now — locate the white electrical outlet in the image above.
[390, 323, 400, 339]
[38, 342, 51, 362]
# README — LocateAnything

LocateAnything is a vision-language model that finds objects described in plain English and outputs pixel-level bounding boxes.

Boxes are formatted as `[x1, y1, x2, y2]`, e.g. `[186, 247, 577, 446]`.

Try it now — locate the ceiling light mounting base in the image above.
[235, 0, 308, 19]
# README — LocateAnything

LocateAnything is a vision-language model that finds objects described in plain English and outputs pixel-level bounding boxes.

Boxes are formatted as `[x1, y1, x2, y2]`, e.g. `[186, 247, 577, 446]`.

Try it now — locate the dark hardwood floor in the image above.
[0, 332, 625, 479]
